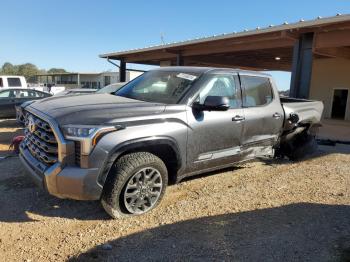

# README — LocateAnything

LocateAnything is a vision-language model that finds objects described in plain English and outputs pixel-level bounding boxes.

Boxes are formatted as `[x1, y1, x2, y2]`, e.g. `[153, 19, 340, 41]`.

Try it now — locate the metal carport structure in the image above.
[100, 14, 350, 99]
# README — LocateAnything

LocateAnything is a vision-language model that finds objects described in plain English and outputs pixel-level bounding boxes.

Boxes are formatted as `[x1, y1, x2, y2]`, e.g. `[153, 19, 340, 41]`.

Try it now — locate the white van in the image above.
[0, 76, 27, 89]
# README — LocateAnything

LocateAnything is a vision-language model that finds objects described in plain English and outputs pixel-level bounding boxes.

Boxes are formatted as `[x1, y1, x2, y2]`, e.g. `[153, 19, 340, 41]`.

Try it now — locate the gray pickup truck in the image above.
[19, 67, 323, 218]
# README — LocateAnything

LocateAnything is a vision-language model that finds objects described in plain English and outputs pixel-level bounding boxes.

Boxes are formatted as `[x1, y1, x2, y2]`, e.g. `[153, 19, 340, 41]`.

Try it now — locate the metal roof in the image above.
[35, 69, 144, 76]
[100, 14, 350, 59]
[151, 66, 271, 77]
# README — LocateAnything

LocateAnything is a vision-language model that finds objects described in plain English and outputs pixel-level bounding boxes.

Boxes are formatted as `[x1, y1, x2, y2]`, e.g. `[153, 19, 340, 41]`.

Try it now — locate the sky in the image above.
[1, 1, 350, 91]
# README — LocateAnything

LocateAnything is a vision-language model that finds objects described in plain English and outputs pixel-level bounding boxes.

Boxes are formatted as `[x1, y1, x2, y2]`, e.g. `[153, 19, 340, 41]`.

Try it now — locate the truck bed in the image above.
[280, 97, 324, 131]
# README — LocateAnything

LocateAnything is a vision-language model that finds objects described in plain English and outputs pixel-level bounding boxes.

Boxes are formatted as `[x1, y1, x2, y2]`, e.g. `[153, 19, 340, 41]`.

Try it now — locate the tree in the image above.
[17, 63, 41, 80]
[0, 62, 69, 82]
[1, 62, 17, 75]
[47, 68, 67, 74]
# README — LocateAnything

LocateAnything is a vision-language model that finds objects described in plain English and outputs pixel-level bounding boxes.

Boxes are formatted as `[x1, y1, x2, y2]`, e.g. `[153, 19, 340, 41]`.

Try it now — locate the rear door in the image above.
[0, 90, 17, 118]
[27, 89, 49, 100]
[239, 74, 284, 150]
[13, 89, 49, 105]
[187, 73, 244, 172]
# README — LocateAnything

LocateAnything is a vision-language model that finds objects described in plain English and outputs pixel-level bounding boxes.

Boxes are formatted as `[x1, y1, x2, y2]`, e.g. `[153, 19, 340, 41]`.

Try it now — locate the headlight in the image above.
[62, 125, 119, 154]
[63, 125, 98, 138]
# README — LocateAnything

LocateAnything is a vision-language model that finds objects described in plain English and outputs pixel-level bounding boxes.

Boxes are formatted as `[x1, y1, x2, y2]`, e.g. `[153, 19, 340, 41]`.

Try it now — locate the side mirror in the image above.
[192, 96, 230, 111]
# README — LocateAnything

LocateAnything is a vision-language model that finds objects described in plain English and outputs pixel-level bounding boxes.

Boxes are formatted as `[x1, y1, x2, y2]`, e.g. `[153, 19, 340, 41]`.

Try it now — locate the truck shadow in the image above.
[260, 144, 350, 167]
[0, 161, 109, 222]
[0, 167, 244, 223]
[0, 151, 347, 223]
[69, 203, 350, 262]
[0, 183, 109, 222]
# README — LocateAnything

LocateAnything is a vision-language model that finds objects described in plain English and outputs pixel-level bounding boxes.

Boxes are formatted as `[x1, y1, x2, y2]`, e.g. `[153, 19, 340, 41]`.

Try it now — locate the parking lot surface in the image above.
[0, 119, 349, 261]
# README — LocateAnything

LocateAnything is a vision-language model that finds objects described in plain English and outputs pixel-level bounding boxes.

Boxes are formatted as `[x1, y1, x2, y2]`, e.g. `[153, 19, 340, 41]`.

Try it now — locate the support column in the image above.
[77, 74, 80, 87]
[290, 33, 314, 99]
[119, 59, 126, 82]
[176, 54, 184, 66]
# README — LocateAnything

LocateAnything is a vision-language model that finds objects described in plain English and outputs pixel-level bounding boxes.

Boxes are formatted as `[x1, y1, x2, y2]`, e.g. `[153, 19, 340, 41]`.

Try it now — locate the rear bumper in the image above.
[20, 146, 103, 200]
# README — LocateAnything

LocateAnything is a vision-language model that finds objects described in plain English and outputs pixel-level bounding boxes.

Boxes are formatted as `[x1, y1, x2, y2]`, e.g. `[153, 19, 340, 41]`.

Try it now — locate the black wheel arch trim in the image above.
[97, 136, 183, 186]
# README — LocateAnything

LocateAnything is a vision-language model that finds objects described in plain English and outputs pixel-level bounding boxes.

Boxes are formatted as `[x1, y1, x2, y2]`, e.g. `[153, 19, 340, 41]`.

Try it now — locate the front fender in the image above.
[96, 136, 183, 186]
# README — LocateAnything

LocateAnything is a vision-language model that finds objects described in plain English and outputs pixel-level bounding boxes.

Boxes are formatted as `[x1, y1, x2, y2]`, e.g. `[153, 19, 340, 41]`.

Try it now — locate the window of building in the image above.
[241, 76, 273, 107]
[104, 76, 111, 86]
[7, 78, 22, 87]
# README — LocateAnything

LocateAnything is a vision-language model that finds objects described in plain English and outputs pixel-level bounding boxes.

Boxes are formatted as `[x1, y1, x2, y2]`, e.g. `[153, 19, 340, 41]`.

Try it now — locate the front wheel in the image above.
[101, 152, 168, 218]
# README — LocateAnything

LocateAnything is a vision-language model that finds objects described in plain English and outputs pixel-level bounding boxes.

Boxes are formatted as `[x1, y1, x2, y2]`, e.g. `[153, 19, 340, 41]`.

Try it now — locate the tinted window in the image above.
[197, 75, 241, 108]
[28, 90, 41, 97]
[0, 78, 3, 87]
[241, 76, 273, 107]
[7, 78, 22, 87]
[13, 90, 30, 98]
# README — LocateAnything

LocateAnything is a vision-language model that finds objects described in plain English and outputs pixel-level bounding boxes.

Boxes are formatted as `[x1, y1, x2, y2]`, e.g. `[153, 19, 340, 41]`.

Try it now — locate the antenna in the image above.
[160, 32, 165, 45]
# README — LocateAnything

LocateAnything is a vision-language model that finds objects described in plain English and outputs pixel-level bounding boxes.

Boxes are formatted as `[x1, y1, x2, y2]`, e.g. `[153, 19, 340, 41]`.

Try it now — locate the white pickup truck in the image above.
[0, 76, 27, 89]
[0, 75, 66, 95]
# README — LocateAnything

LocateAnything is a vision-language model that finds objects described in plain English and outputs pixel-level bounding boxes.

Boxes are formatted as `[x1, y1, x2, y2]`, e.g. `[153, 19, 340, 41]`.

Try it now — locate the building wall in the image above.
[38, 71, 143, 89]
[309, 57, 350, 121]
[127, 71, 143, 81]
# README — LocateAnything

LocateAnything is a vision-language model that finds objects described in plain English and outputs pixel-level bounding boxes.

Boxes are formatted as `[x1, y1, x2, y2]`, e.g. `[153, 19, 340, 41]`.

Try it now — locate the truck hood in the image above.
[28, 94, 166, 125]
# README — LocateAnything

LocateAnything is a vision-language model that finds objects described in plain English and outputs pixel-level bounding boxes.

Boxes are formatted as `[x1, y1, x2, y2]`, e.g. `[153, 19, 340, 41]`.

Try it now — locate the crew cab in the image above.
[19, 67, 323, 218]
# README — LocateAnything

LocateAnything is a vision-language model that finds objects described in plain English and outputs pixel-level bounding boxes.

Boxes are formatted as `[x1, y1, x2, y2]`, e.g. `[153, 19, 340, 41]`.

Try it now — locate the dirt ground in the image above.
[0, 119, 349, 262]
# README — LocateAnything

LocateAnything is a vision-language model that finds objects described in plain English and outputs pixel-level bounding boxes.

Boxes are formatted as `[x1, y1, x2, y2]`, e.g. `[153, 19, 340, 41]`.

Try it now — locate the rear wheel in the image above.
[284, 133, 318, 161]
[101, 152, 168, 218]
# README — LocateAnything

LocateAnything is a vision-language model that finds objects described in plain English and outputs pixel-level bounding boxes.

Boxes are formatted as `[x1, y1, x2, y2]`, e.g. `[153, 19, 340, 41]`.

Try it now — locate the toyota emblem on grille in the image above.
[28, 116, 36, 133]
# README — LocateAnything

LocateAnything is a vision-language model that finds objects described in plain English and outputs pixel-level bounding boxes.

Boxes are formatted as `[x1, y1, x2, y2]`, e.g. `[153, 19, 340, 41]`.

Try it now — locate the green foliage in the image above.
[47, 68, 67, 74]
[0, 62, 69, 82]
[1, 62, 18, 75]
[17, 63, 40, 80]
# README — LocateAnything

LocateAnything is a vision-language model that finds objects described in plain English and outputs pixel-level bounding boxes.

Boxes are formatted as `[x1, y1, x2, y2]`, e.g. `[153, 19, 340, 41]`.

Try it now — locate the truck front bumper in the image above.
[20, 146, 103, 200]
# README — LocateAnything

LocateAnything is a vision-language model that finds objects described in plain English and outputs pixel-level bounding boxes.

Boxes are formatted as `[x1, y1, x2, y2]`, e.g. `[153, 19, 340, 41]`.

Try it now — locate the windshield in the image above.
[115, 70, 200, 104]
[97, 83, 125, 94]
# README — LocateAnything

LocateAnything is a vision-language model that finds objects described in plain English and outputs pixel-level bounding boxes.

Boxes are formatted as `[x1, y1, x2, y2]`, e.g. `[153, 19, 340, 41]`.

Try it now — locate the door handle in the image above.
[273, 112, 282, 119]
[232, 115, 245, 122]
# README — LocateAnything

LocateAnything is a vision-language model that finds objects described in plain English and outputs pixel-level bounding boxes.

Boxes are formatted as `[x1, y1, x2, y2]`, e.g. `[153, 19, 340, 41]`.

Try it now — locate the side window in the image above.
[28, 90, 41, 97]
[16, 90, 29, 98]
[0, 91, 10, 98]
[197, 75, 241, 108]
[241, 76, 273, 107]
[7, 78, 22, 87]
[0, 78, 3, 87]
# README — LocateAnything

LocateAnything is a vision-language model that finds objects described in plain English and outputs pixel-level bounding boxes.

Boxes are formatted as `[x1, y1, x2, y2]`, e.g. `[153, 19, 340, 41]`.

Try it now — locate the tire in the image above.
[287, 134, 317, 161]
[101, 152, 168, 219]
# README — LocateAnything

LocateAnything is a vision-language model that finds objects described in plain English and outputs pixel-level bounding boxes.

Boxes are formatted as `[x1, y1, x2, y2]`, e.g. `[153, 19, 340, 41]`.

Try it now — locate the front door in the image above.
[186, 74, 244, 172]
[0, 90, 16, 118]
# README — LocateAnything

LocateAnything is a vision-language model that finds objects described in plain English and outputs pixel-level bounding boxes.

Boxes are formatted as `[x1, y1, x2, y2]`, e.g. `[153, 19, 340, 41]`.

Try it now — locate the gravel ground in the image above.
[0, 119, 349, 262]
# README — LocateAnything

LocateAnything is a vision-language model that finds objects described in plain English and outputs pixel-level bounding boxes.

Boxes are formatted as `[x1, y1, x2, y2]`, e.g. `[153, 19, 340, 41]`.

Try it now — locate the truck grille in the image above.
[23, 112, 58, 166]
